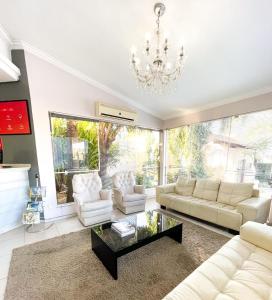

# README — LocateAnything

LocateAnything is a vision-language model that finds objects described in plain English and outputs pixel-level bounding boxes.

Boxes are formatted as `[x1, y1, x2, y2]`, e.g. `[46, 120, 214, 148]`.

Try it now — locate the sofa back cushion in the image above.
[217, 182, 253, 206]
[193, 179, 220, 201]
[175, 177, 196, 196]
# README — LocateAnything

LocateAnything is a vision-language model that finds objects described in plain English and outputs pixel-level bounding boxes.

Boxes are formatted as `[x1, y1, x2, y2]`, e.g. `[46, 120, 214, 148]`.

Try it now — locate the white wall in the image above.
[25, 52, 162, 220]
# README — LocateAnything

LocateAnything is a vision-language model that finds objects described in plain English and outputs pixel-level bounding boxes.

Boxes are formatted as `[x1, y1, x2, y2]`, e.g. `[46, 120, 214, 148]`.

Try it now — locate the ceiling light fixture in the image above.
[130, 2, 184, 93]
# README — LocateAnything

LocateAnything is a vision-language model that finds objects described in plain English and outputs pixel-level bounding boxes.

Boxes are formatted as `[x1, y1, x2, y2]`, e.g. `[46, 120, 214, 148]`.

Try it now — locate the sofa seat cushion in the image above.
[164, 235, 272, 300]
[80, 206, 112, 218]
[175, 178, 196, 196]
[193, 179, 220, 201]
[123, 193, 146, 202]
[162, 193, 193, 214]
[122, 199, 146, 207]
[189, 197, 218, 223]
[217, 182, 253, 206]
[80, 199, 112, 212]
[216, 203, 242, 230]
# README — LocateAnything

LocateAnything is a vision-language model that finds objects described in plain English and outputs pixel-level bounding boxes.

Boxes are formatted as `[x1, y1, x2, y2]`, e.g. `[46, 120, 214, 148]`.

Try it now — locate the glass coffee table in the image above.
[91, 210, 183, 279]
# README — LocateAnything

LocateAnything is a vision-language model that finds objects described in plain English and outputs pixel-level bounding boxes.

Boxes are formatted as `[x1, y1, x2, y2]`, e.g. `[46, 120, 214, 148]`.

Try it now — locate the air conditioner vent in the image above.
[96, 102, 137, 123]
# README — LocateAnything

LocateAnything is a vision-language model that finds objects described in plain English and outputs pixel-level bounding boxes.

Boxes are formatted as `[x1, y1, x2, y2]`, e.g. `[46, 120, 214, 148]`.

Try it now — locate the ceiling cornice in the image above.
[10, 40, 272, 122]
[162, 85, 272, 120]
[11, 40, 163, 120]
[0, 24, 12, 44]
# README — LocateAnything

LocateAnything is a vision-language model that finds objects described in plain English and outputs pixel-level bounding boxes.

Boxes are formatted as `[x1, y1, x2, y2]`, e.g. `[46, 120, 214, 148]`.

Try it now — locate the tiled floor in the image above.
[0, 198, 232, 300]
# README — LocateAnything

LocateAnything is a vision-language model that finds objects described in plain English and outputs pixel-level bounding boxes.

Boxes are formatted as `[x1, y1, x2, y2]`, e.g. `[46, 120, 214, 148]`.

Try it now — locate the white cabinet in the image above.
[0, 164, 31, 234]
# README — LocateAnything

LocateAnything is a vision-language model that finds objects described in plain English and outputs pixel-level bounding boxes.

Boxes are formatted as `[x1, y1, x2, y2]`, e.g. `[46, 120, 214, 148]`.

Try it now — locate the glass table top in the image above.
[91, 210, 182, 253]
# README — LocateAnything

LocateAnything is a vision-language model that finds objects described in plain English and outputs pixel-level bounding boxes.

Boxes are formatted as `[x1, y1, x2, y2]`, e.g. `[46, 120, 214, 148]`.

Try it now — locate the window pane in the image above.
[226, 110, 272, 196]
[102, 125, 160, 189]
[190, 118, 231, 179]
[166, 118, 231, 183]
[51, 116, 99, 204]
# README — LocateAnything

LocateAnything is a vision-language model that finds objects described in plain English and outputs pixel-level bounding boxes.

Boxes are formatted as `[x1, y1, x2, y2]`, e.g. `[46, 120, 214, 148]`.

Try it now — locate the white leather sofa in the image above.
[72, 172, 112, 226]
[164, 221, 272, 300]
[112, 171, 147, 214]
[156, 178, 270, 231]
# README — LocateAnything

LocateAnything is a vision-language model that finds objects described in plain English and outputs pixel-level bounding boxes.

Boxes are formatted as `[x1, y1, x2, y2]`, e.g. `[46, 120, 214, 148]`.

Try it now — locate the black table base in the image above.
[91, 223, 183, 280]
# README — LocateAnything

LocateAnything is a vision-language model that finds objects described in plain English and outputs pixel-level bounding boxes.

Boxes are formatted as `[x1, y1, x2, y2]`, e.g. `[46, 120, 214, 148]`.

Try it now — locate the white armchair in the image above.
[112, 171, 147, 214]
[72, 172, 112, 226]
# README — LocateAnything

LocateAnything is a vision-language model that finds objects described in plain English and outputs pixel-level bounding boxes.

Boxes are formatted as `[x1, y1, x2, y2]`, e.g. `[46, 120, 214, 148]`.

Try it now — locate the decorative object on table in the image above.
[0, 138, 3, 164]
[130, 2, 184, 93]
[23, 174, 52, 233]
[111, 221, 135, 237]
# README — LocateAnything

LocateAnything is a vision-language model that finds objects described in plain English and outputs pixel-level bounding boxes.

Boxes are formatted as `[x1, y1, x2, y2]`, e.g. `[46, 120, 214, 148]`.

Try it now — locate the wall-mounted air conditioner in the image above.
[96, 102, 137, 123]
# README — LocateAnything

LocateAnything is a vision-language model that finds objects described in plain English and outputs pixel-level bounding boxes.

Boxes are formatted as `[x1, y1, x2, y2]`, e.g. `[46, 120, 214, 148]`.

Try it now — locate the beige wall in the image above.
[163, 92, 272, 128]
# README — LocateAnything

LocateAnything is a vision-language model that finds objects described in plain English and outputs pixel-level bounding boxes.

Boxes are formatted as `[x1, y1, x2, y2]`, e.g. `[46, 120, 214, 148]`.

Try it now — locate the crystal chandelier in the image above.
[131, 2, 184, 93]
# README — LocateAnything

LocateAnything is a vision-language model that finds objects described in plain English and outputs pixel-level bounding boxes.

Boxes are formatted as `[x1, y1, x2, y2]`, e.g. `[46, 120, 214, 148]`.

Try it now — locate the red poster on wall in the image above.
[0, 100, 31, 135]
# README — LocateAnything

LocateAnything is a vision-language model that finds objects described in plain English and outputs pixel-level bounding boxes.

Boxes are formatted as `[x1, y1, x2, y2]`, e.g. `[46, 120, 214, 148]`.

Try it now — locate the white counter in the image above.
[0, 164, 31, 234]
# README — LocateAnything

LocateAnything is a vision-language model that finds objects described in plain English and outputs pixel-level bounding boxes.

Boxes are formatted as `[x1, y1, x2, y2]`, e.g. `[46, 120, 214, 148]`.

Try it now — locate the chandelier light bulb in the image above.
[130, 45, 137, 55]
[145, 32, 151, 42]
[130, 2, 184, 93]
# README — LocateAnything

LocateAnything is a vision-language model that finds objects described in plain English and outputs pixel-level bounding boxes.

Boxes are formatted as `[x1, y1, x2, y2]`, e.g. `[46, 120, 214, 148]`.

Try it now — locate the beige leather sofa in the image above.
[164, 221, 272, 300]
[156, 178, 270, 231]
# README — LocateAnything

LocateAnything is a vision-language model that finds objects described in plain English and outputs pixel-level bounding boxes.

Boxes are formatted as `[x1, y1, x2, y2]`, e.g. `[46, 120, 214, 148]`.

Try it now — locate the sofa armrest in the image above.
[113, 188, 123, 204]
[134, 185, 145, 194]
[100, 189, 112, 200]
[156, 183, 176, 203]
[72, 193, 85, 205]
[237, 197, 271, 223]
[240, 221, 272, 252]
[156, 183, 176, 195]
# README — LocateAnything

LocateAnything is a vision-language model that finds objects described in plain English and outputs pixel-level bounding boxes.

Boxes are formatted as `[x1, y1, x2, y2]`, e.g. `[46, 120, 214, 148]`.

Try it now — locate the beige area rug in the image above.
[5, 218, 229, 300]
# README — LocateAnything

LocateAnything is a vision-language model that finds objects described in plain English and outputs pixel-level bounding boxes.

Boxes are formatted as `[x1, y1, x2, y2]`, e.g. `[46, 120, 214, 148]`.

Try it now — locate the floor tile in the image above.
[0, 255, 11, 280]
[55, 217, 84, 235]
[0, 278, 7, 300]
[0, 226, 25, 242]
[24, 223, 59, 245]
[0, 237, 25, 257]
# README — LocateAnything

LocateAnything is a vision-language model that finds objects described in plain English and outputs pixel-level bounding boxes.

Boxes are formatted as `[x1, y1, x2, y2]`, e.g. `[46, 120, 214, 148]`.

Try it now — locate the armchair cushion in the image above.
[72, 172, 102, 202]
[112, 171, 135, 195]
[123, 193, 147, 202]
[193, 179, 220, 201]
[80, 200, 112, 212]
[175, 177, 196, 196]
[217, 182, 254, 206]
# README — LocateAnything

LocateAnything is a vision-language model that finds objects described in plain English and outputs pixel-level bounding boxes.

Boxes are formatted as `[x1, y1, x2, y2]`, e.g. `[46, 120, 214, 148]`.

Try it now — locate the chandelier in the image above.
[131, 2, 184, 93]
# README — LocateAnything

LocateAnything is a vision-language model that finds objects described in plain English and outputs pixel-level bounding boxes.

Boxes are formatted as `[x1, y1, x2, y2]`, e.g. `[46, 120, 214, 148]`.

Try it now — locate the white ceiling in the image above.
[1, 0, 272, 120]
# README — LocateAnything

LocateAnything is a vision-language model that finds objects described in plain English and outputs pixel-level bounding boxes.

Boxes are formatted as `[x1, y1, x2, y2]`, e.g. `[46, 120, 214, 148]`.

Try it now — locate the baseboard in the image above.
[43, 212, 77, 223]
